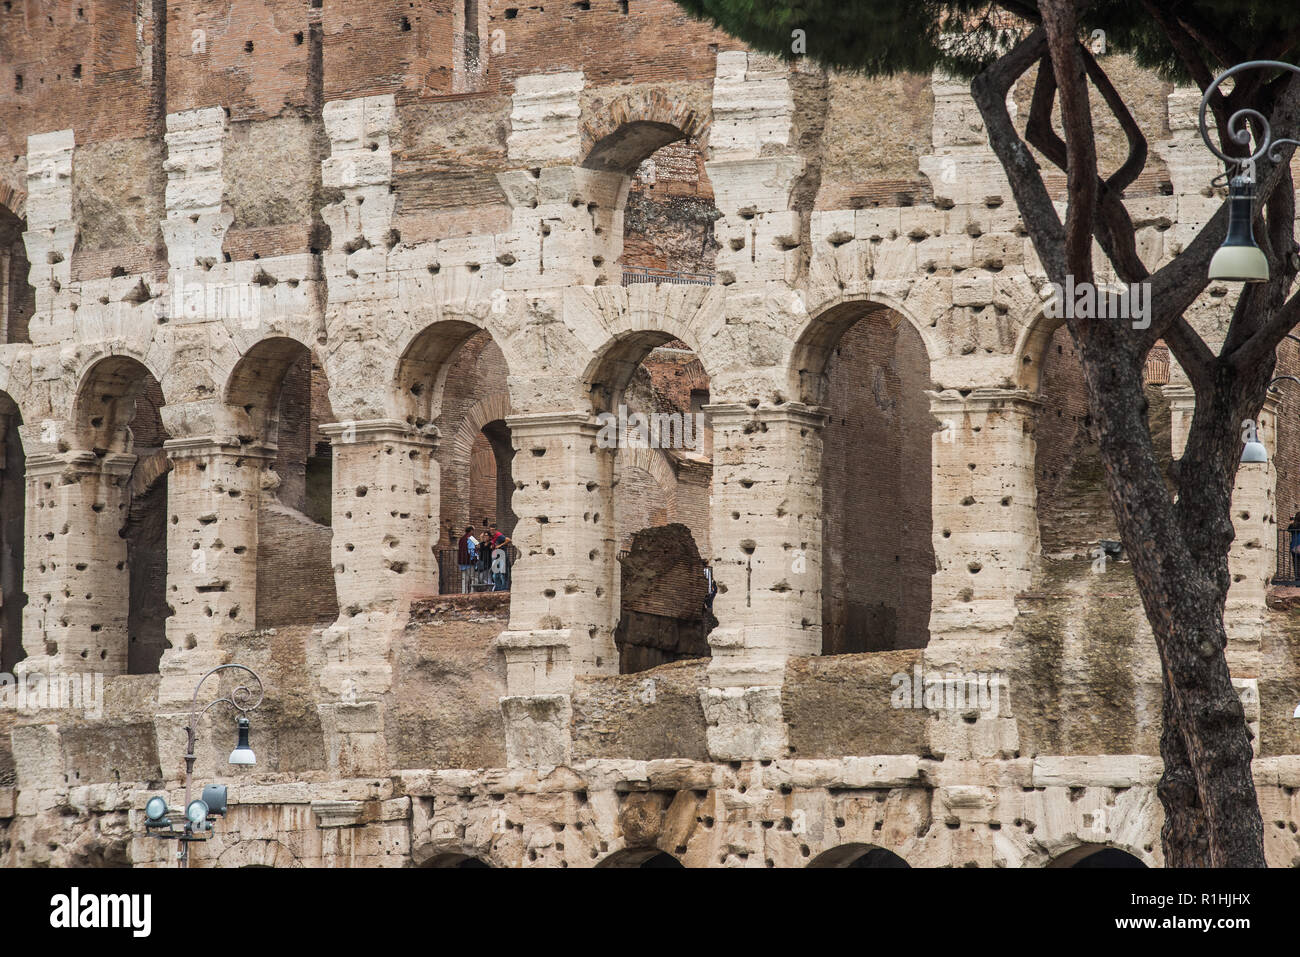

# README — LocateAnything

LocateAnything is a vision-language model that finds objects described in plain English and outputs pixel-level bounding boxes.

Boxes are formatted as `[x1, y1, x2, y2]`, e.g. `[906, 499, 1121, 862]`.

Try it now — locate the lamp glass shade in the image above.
[145, 795, 169, 823]
[185, 799, 210, 825]
[1241, 440, 1268, 463]
[1294, 701, 1300, 719]
[1210, 176, 1269, 282]
[1209, 243, 1269, 282]
[229, 716, 256, 766]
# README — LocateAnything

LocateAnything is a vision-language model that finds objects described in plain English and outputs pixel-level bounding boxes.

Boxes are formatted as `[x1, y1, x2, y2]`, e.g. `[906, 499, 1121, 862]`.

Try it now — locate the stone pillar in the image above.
[700, 403, 825, 761]
[493, 412, 617, 767]
[19, 450, 134, 675]
[157, 437, 268, 703]
[924, 388, 1039, 760]
[1164, 383, 1276, 686]
[927, 388, 1040, 646]
[315, 419, 438, 775]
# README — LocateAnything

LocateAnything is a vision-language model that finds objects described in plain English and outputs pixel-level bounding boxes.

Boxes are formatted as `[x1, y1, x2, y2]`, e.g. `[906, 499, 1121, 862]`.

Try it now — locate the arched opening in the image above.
[398, 323, 514, 600]
[0, 206, 32, 344]
[794, 301, 934, 653]
[421, 852, 492, 868]
[73, 356, 170, 673]
[0, 391, 25, 671]
[807, 843, 911, 868]
[1048, 845, 1148, 868]
[589, 331, 714, 675]
[617, 132, 719, 285]
[1032, 320, 1173, 560]
[596, 847, 685, 868]
[226, 337, 338, 628]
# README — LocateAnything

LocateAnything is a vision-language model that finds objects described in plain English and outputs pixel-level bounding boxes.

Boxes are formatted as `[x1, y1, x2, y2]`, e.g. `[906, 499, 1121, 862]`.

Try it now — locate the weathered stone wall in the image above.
[0, 5, 1298, 868]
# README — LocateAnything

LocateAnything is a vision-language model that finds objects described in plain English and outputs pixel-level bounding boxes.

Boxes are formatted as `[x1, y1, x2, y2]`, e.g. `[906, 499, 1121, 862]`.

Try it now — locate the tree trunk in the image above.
[1075, 332, 1266, 866]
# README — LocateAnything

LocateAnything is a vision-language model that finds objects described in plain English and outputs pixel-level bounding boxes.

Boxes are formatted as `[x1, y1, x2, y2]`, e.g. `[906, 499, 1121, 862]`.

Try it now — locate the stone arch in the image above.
[444, 391, 517, 551]
[72, 352, 168, 452]
[0, 179, 26, 221]
[579, 91, 709, 175]
[420, 852, 492, 868]
[1012, 305, 1065, 393]
[583, 322, 715, 414]
[789, 295, 936, 407]
[614, 445, 678, 510]
[807, 843, 912, 868]
[224, 335, 319, 449]
[212, 838, 303, 869]
[224, 336, 338, 627]
[446, 391, 513, 467]
[1044, 843, 1153, 868]
[594, 847, 685, 868]
[394, 318, 501, 429]
[790, 296, 935, 654]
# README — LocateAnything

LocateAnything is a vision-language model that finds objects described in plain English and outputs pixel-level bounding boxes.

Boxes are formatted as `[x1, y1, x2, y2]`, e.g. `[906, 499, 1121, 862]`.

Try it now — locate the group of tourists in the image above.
[455, 522, 512, 592]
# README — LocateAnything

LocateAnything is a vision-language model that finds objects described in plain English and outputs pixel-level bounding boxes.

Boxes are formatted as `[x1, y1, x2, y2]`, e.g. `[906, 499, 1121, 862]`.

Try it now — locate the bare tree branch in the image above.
[970, 27, 1067, 281]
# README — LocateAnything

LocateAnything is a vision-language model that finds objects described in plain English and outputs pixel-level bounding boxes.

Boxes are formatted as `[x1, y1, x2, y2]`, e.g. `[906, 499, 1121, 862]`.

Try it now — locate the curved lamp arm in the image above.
[1199, 60, 1300, 172]
[188, 663, 264, 731]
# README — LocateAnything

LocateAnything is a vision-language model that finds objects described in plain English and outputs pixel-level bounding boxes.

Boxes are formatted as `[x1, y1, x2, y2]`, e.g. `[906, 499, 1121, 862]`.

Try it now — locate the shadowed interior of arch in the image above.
[590, 329, 715, 674]
[0, 205, 33, 345]
[796, 300, 934, 653]
[74, 356, 171, 673]
[595, 847, 685, 868]
[1048, 845, 1148, 868]
[228, 337, 339, 628]
[0, 391, 24, 671]
[807, 843, 911, 868]
[582, 120, 686, 176]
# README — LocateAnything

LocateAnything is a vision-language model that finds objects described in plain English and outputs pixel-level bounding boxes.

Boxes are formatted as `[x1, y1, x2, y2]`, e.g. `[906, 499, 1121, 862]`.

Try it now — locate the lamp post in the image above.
[142, 663, 264, 868]
[1198, 61, 1300, 282]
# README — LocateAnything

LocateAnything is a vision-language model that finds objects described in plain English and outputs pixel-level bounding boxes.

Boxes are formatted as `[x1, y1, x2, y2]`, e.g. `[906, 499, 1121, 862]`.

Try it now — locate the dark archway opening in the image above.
[615, 523, 716, 674]
[1056, 846, 1148, 868]
[0, 207, 33, 344]
[592, 333, 714, 675]
[0, 393, 25, 671]
[808, 843, 911, 868]
[75, 356, 171, 674]
[422, 852, 492, 868]
[228, 338, 338, 628]
[421, 326, 515, 597]
[796, 303, 933, 654]
[596, 848, 685, 868]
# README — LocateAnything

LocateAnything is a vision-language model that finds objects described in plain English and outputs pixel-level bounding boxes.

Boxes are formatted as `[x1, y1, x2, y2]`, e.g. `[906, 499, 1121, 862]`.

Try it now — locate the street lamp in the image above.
[1198, 61, 1300, 282]
[141, 663, 264, 867]
[1239, 375, 1300, 464]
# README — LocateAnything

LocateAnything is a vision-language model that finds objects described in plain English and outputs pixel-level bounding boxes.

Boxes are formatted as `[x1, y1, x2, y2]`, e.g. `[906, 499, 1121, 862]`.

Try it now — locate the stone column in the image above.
[157, 437, 268, 702]
[1164, 382, 1276, 689]
[493, 412, 618, 767]
[924, 388, 1039, 759]
[927, 388, 1041, 647]
[700, 402, 825, 761]
[315, 418, 439, 775]
[19, 450, 135, 675]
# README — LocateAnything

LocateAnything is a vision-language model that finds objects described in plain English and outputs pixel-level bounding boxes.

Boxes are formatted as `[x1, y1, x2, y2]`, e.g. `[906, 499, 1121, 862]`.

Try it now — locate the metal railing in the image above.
[437, 545, 520, 594]
[1276, 528, 1299, 584]
[622, 266, 715, 287]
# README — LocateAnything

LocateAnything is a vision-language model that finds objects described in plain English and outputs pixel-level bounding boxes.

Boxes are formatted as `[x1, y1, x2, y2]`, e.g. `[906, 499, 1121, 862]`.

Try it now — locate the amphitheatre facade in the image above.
[0, 0, 1298, 868]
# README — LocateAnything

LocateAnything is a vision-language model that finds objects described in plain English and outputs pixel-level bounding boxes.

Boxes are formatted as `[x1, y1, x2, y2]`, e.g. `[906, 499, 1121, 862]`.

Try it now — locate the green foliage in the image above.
[675, 0, 1300, 80]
